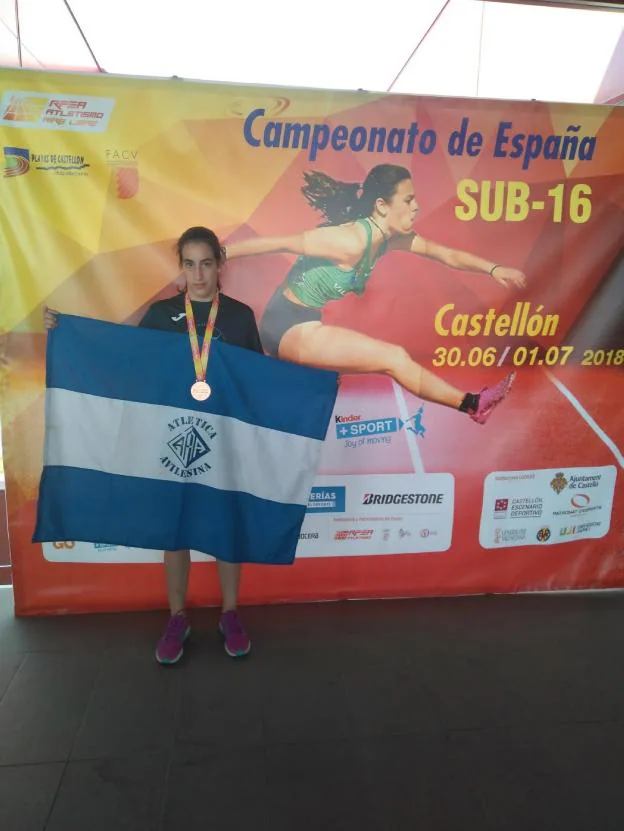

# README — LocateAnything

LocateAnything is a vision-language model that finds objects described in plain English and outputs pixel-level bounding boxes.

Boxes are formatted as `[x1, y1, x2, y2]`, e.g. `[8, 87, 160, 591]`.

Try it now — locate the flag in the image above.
[33, 315, 338, 564]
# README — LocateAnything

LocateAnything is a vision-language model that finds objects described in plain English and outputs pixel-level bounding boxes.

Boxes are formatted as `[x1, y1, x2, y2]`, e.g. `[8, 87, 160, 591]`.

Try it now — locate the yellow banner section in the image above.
[0, 70, 382, 333]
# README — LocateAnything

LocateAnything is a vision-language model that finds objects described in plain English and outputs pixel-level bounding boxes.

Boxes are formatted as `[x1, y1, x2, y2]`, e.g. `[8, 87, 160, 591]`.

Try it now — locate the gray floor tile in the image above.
[0, 762, 64, 831]
[1, 588, 624, 831]
[0, 652, 24, 701]
[72, 652, 179, 760]
[46, 753, 168, 831]
[265, 739, 380, 831]
[449, 726, 575, 831]
[0, 652, 99, 765]
[163, 743, 270, 831]
[176, 654, 264, 747]
[360, 733, 487, 831]
[417, 650, 522, 730]
[343, 662, 442, 737]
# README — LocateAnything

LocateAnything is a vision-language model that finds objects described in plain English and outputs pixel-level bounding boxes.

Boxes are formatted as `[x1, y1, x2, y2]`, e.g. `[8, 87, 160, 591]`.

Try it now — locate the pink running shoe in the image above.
[155, 611, 191, 665]
[218, 610, 251, 658]
[470, 372, 516, 425]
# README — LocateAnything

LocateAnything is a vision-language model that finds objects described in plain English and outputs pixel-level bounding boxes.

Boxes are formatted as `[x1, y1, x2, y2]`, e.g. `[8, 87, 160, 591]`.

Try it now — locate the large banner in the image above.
[1, 69, 622, 615]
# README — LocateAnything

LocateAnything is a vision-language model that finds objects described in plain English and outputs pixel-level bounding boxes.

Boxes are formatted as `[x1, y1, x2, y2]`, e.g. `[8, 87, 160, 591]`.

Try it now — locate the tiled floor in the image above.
[1, 586, 623, 830]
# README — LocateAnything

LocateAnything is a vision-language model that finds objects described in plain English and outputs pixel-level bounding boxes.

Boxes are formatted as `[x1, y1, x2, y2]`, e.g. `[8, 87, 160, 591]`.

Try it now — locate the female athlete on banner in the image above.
[227, 164, 526, 424]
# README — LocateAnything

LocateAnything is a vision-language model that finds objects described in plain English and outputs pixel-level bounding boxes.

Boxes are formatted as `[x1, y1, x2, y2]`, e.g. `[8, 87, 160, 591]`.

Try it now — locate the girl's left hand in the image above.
[491, 266, 526, 289]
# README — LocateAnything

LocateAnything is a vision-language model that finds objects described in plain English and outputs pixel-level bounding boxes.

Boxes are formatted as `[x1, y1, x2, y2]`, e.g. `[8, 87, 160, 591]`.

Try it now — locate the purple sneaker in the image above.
[155, 611, 191, 665]
[470, 372, 516, 425]
[218, 610, 251, 658]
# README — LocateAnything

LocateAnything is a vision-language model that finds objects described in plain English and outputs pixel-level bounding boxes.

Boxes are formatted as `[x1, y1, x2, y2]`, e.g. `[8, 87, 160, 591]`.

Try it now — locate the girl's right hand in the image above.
[43, 306, 59, 330]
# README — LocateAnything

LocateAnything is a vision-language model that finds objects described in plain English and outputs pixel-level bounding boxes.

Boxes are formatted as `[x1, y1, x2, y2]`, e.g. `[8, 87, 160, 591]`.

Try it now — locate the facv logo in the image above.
[335, 406, 426, 441]
[307, 486, 346, 513]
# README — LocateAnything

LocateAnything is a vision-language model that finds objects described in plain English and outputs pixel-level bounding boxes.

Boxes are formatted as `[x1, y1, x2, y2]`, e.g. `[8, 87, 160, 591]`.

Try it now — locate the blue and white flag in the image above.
[33, 315, 338, 565]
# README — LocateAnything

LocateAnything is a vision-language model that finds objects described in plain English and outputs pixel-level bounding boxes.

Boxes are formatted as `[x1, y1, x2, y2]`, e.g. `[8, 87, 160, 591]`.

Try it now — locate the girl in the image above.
[227, 164, 526, 424]
[45, 227, 261, 665]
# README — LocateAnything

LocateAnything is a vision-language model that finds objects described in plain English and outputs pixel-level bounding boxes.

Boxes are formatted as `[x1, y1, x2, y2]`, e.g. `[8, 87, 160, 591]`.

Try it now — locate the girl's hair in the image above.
[301, 164, 411, 225]
[175, 226, 226, 267]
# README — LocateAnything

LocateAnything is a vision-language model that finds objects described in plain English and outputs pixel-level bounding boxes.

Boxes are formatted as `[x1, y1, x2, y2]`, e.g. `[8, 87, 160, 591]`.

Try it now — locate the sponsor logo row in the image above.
[482, 465, 615, 549]
[308, 486, 445, 513]
[493, 522, 602, 545]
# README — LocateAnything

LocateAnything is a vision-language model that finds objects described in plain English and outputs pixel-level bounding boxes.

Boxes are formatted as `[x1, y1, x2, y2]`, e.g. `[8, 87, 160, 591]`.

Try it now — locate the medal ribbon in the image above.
[185, 291, 220, 382]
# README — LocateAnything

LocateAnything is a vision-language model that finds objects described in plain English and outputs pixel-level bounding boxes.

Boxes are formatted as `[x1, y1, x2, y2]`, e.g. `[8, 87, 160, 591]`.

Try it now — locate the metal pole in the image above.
[62, 0, 103, 72]
[387, 0, 453, 92]
[14, 0, 22, 67]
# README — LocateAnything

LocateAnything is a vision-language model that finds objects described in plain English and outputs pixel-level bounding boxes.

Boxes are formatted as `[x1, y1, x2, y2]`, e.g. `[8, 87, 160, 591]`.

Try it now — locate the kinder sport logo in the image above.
[335, 406, 426, 447]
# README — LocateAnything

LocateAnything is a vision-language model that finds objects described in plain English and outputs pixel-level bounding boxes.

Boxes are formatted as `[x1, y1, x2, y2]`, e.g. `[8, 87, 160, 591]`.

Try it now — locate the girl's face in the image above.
[378, 178, 419, 233]
[181, 241, 221, 300]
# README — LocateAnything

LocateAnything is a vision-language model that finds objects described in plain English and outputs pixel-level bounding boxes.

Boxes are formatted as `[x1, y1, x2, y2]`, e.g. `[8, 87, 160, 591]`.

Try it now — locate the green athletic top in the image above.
[285, 218, 388, 309]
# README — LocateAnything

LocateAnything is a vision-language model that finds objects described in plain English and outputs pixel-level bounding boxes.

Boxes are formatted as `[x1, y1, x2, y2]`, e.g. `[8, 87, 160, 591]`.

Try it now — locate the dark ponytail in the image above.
[302, 164, 412, 225]
[301, 171, 360, 225]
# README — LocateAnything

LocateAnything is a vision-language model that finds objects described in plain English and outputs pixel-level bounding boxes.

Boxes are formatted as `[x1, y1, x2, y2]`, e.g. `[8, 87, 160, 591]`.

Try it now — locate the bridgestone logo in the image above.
[362, 493, 444, 505]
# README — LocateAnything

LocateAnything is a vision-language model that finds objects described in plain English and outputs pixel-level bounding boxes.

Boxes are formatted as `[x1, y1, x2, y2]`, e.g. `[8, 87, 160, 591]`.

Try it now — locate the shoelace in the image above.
[164, 616, 187, 641]
[223, 613, 243, 635]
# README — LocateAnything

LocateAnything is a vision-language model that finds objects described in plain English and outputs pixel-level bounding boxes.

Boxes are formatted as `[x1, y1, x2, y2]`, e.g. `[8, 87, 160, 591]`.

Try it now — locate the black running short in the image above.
[260, 289, 322, 357]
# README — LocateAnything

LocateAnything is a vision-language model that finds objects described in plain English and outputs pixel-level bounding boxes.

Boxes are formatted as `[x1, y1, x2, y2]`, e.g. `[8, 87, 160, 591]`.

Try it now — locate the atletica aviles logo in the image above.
[160, 415, 217, 478]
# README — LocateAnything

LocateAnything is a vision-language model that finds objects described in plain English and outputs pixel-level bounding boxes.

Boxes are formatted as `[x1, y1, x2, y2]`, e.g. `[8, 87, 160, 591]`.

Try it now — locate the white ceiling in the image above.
[0, 0, 622, 103]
